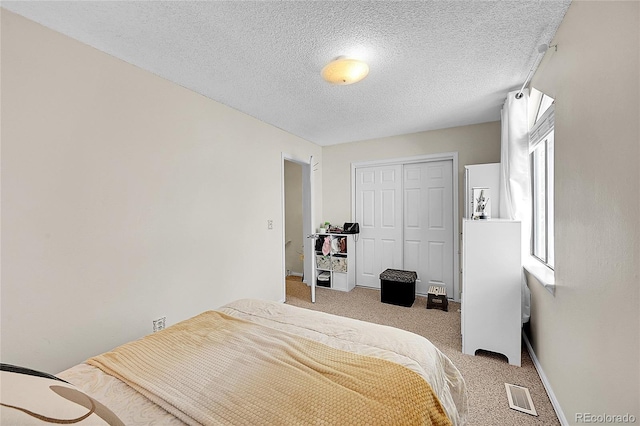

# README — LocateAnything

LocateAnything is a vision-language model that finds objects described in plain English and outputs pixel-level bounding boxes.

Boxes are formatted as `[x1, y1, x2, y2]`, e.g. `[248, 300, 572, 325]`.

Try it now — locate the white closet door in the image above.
[355, 165, 403, 288]
[403, 161, 454, 296]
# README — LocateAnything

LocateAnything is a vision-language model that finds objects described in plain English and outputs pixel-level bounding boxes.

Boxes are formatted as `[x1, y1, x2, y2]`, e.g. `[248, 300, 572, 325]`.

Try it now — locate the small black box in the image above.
[317, 278, 330, 287]
[380, 269, 417, 307]
[317, 271, 331, 288]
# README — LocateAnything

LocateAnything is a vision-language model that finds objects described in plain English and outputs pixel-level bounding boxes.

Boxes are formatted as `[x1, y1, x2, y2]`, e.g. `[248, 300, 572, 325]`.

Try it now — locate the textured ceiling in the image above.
[2, 1, 571, 146]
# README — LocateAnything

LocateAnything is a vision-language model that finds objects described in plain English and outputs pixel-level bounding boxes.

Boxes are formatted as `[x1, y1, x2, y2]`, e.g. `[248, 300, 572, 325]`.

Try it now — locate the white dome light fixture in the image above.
[321, 57, 369, 85]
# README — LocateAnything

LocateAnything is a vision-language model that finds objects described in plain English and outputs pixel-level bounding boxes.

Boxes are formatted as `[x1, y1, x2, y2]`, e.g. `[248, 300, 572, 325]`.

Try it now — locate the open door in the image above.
[306, 155, 316, 303]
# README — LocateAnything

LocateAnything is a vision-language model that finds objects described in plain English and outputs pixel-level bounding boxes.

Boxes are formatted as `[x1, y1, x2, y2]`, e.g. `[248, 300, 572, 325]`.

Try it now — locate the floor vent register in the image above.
[505, 383, 538, 416]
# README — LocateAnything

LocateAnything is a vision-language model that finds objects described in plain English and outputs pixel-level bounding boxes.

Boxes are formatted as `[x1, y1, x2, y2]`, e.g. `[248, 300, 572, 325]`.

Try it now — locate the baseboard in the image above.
[522, 332, 569, 426]
[287, 271, 303, 277]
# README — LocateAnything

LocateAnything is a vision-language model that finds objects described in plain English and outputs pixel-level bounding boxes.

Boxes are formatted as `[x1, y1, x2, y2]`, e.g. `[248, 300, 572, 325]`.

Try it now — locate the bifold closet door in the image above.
[355, 165, 403, 288]
[355, 160, 454, 296]
[403, 161, 454, 297]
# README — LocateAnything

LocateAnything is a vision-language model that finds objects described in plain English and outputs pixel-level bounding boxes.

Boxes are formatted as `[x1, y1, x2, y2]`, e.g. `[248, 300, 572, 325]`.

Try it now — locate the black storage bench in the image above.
[380, 269, 417, 307]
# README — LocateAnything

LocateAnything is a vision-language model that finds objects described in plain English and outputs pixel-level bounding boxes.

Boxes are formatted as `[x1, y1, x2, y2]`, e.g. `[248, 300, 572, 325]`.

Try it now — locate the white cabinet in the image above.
[314, 233, 355, 292]
[462, 219, 521, 366]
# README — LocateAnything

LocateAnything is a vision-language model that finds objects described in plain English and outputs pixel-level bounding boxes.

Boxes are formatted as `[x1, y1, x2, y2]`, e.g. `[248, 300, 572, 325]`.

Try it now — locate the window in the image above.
[529, 95, 554, 269]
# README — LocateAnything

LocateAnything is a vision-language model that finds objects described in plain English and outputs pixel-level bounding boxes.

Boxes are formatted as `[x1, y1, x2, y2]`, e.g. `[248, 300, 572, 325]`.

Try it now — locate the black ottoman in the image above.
[380, 269, 417, 307]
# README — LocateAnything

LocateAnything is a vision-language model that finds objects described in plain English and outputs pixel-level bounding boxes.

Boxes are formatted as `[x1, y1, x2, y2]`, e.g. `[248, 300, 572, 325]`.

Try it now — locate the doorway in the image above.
[281, 154, 315, 303]
[351, 153, 459, 301]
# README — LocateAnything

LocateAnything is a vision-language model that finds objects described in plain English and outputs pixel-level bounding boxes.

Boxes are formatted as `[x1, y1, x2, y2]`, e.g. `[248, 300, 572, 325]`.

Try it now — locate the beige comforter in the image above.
[87, 310, 451, 426]
[59, 299, 467, 425]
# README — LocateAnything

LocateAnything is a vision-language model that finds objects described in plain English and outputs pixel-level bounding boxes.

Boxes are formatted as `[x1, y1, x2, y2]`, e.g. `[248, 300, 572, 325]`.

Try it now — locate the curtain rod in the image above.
[515, 44, 557, 99]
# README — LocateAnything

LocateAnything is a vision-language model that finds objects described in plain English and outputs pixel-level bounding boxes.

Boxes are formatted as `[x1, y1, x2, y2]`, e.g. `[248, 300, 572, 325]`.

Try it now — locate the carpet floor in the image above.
[285, 276, 560, 426]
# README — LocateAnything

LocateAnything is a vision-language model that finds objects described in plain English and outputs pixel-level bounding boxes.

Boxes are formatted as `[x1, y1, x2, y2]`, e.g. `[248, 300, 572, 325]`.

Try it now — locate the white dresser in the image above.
[461, 219, 522, 366]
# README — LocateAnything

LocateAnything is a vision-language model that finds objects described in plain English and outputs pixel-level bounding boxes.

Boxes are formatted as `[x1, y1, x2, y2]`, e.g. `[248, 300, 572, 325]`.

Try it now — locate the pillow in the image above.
[0, 364, 124, 425]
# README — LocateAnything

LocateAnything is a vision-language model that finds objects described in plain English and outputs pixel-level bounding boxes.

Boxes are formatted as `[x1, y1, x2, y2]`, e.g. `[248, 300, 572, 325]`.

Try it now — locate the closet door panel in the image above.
[404, 239, 421, 276]
[403, 161, 454, 296]
[360, 237, 376, 278]
[428, 241, 445, 283]
[355, 165, 402, 288]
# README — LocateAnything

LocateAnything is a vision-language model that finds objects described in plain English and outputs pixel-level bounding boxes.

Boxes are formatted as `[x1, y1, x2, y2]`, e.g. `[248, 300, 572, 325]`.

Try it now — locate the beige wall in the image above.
[322, 121, 501, 230]
[284, 161, 304, 275]
[528, 1, 639, 421]
[0, 10, 322, 374]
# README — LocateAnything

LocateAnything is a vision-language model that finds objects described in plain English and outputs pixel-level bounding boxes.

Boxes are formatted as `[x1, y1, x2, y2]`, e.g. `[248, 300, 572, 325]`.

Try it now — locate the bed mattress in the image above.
[58, 299, 468, 425]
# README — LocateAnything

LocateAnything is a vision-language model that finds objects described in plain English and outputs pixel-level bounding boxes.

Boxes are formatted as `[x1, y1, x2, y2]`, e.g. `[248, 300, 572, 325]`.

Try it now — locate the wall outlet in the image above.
[267, 219, 273, 230]
[153, 316, 166, 332]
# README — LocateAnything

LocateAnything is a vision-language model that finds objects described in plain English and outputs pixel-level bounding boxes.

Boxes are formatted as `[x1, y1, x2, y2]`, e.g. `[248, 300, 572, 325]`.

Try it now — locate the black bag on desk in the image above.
[343, 223, 359, 234]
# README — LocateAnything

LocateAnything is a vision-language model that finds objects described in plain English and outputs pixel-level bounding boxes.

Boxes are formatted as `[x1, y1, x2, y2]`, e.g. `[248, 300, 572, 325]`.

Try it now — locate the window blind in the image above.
[529, 104, 555, 152]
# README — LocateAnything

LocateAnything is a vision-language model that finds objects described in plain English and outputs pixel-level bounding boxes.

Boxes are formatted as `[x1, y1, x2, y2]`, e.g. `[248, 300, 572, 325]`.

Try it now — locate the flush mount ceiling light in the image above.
[321, 57, 369, 85]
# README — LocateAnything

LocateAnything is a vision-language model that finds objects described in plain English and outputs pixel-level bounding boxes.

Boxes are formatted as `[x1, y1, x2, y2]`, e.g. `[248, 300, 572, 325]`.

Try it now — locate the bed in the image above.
[4, 299, 468, 425]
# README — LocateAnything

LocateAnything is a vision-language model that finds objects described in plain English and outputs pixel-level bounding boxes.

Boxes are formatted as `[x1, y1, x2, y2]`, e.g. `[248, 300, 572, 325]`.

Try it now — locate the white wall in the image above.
[284, 161, 304, 275]
[528, 1, 639, 421]
[0, 10, 322, 374]
[322, 121, 501, 228]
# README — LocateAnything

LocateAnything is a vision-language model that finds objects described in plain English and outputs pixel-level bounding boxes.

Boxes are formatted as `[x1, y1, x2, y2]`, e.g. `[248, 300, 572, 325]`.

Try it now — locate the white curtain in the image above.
[499, 89, 531, 324]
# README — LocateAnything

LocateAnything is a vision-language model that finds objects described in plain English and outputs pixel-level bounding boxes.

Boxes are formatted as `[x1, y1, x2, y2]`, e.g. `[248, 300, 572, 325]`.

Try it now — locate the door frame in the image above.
[281, 153, 314, 303]
[350, 152, 460, 302]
